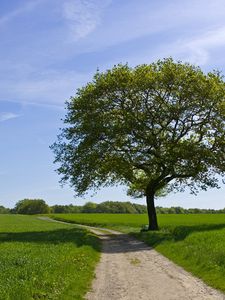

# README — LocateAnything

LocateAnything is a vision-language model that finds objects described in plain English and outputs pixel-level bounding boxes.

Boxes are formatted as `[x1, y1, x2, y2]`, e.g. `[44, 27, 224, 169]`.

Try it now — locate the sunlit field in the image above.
[49, 213, 225, 293]
[0, 215, 100, 300]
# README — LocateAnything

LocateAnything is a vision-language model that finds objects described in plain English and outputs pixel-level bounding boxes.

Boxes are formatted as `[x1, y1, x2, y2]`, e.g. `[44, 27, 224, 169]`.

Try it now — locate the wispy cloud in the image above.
[0, 69, 91, 107]
[62, 0, 111, 40]
[1, 0, 225, 110]
[0, 112, 20, 122]
[156, 25, 225, 66]
[0, 0, 44, 26]
[183, 26, 225, 65]
[58, 0, 225, 60]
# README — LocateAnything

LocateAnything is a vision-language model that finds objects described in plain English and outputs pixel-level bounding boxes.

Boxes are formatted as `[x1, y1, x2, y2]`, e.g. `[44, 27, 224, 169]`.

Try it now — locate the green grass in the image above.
[0, 214, 100, 300]
[49, 213, 225, 293]
[48, 213, 149, 232]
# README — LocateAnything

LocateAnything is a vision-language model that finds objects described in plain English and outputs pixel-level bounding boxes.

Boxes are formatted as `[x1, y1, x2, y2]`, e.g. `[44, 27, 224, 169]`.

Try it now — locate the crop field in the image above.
[0, 215, 100, 300]
[49, 213, 225, 293]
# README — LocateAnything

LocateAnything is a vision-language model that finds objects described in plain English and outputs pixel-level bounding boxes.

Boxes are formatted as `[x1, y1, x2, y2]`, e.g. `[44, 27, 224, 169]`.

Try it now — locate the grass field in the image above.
[0, 215, 100, 300]
[49, 213, 225, 293]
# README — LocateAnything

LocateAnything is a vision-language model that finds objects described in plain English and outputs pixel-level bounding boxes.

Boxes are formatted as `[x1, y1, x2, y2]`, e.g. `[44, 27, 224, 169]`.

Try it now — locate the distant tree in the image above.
[51, 205, 68, 213]
[67, 204, 82, 213]
[119, 201, 137, 213]
[52, 58, 225, 230]
[15, 199, 50, 215]
[170, 206, 185, 214]
[132, 203, 147, 214]
[0, 205, 10, 214]
[51, 204, 82, 213]
[82, 202, 97, 213]
[95, 201, 137, 213]
[188, 208, 202, 214]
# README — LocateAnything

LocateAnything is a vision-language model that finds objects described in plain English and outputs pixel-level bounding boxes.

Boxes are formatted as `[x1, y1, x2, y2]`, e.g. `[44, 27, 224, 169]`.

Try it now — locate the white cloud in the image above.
[62, 0, 111, 40]
[0, 112, 20, 122]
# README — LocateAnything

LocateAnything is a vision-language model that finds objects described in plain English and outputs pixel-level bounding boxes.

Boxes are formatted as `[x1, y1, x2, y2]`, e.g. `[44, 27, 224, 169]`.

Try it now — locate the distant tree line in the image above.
[51, 203, 225, 214]
[51, 201, 147, 214]
[155, 206, 225, 214]
[0, 200, 147, 214]
[1, 199, 225, 215]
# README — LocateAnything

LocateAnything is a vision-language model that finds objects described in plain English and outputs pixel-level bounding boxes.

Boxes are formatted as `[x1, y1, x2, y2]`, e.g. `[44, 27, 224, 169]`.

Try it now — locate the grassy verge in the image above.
[49, 213, 225, 293]
[0, 214, 100, 300]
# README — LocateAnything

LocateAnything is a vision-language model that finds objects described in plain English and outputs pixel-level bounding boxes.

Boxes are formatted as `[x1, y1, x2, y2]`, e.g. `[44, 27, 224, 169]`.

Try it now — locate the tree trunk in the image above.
[146, 188, 158, 231]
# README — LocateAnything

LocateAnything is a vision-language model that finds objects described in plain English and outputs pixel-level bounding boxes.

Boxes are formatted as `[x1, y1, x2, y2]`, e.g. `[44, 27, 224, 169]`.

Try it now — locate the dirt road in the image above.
[38, 217, 224, 300]
[85, 228, 225, 300]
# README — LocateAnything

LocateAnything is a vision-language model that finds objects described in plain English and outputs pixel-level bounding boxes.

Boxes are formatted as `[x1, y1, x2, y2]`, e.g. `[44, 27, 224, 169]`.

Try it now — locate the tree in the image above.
[51, 204, 68, 213]
[51, 204, 82, 213]
[95, 201, 138, 213]
[0, 205, 10, 214]
[15, 199, 50, 215]
[82, 202, 97, 213]
[51, 58, 225, 230]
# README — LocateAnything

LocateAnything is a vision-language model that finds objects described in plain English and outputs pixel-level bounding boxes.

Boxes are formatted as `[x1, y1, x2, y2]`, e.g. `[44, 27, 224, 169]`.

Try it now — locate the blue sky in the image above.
[1, 0, 225, 209]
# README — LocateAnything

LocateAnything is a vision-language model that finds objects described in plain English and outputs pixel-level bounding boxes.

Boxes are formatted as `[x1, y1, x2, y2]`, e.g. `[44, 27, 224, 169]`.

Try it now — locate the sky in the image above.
[1, 0, 225, 209]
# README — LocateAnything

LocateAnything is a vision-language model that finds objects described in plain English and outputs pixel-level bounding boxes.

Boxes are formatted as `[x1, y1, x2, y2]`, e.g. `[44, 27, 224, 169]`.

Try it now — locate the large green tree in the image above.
[51, 58, 225, 230]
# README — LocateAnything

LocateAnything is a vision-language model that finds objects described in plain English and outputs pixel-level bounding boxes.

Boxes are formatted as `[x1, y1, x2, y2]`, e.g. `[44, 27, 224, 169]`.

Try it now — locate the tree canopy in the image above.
[15, 199, 50, 215]
[52, 58, 225, 230]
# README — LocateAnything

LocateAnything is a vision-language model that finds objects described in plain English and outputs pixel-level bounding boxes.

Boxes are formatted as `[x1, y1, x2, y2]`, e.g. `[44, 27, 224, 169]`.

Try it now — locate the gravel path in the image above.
[85, 228, 225, 300]
[38, 217, 225, 300]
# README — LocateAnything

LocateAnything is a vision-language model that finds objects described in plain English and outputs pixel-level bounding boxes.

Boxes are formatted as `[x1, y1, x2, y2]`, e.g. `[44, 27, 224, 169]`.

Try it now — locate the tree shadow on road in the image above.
[3, 223, 225, 255]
